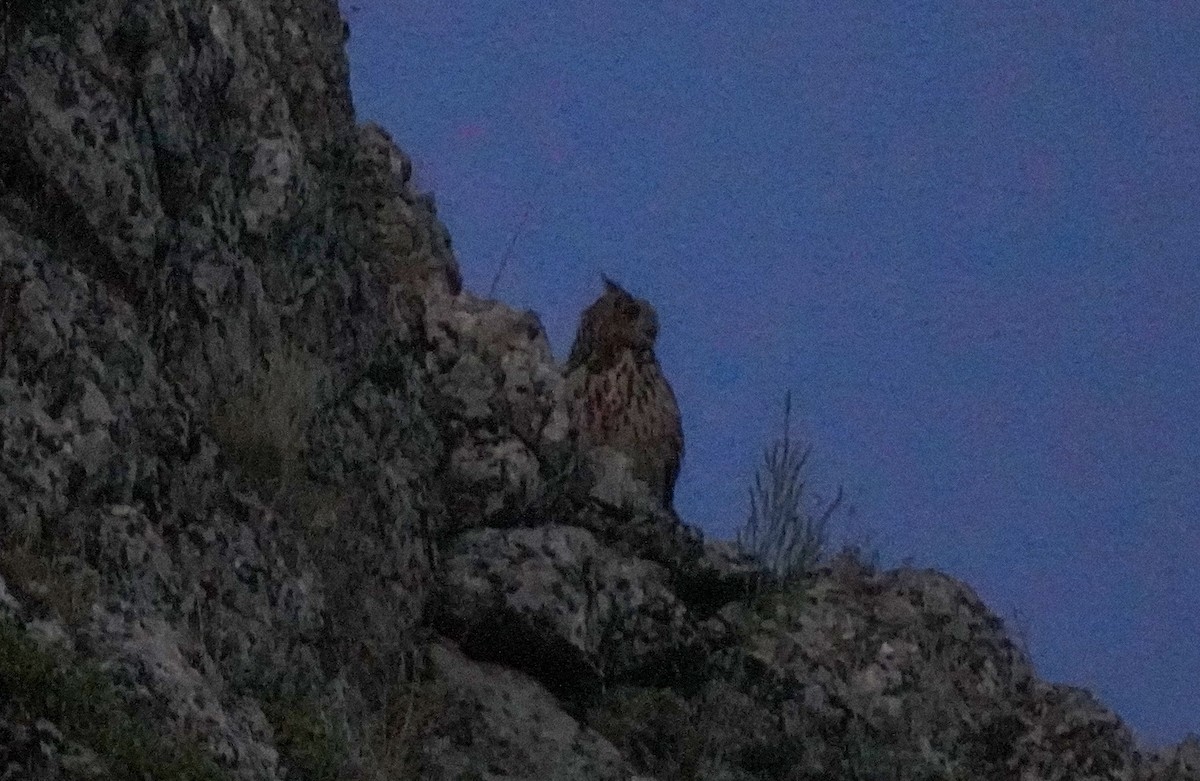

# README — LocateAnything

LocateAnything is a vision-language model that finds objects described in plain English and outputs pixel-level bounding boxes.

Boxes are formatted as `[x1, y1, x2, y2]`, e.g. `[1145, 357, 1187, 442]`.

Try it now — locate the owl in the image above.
[565, 276, 684, 508]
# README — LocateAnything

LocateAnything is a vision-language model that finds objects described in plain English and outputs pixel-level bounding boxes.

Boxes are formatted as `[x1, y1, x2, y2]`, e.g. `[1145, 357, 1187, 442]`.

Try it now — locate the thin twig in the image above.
[488, 200, 535, 298]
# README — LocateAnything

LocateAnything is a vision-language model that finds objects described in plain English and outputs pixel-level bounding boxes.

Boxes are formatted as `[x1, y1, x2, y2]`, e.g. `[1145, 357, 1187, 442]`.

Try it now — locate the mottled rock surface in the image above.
[1137, 735, 1200, 781]
[436, 525, 711, 702]
[423, 641, 639, 781]
[0, 0, 1191, 779]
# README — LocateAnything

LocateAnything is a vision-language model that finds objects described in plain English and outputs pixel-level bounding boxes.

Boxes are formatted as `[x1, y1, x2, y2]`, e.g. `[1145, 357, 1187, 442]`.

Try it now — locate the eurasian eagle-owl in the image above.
[565, 276, 684, 508]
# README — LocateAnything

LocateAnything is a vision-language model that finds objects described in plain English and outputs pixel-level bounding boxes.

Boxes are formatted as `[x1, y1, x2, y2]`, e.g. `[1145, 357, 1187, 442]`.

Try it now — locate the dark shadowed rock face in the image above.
[0, 0, 456, 777]
[0, 1, 1192, 779]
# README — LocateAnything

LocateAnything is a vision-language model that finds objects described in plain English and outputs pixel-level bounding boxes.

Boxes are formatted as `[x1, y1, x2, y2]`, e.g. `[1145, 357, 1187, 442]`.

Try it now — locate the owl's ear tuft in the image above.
[601, 274, 624, 296]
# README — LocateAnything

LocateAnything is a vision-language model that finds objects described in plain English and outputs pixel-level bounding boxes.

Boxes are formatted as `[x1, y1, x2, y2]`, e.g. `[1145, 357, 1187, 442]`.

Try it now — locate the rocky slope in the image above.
[0, 0, 1194, 779]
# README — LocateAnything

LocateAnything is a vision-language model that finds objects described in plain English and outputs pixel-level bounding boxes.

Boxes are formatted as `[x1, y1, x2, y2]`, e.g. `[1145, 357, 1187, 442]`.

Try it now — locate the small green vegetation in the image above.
[359, 676, 447, 780]
[0, 615, 227, 779]
[589, 679, 779, 781]
[260, 675, 446, 781]
[587, 686, 709, 780]
[262, 693, 348, 781]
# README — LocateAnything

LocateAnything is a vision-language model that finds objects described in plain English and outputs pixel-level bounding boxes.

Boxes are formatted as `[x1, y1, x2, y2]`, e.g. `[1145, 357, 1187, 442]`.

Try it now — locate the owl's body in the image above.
[565, 278, 683, 508]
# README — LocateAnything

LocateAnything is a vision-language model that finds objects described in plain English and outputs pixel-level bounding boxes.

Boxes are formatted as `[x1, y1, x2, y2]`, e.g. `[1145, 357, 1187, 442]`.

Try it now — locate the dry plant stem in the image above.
[488, 200, 535, 297]
[739, 390, 842, 582]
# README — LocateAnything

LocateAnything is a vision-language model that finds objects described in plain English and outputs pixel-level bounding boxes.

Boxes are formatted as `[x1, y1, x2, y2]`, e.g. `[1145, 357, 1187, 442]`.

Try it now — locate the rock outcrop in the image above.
[0, 1, 1193, 779]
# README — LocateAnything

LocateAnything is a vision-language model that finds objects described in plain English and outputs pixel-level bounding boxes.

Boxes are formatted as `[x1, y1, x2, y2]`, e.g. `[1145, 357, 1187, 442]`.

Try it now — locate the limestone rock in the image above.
[435, 525, 710, 702]
[423, 641, 639, 781]
[349, 122, 462, 298]
[423, 290, 569, 529]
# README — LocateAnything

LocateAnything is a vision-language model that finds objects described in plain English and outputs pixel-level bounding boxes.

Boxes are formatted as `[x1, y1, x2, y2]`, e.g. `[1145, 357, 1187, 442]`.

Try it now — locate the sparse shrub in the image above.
[738, 391, 844, 584]
[0, 615, 227, 779]
[833, 710, 965, 781]
[358, 675, 447, 780]
[0, 546, 99, 626]
[743, 577, 813, 627]
[587, 681, 759, 781]
[211, 343, 324, 490]
[262, 693, 348, 781]
[588, 686, 705, 779]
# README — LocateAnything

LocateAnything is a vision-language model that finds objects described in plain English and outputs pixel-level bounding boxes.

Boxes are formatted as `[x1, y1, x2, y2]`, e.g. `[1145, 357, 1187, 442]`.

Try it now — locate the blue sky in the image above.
[339, 1, 1199, 748]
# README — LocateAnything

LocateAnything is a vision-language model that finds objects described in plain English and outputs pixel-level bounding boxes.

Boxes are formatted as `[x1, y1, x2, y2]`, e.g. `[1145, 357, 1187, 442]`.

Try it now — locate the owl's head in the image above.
[598, 275, 658, 350]
[568, 276, 660, 369]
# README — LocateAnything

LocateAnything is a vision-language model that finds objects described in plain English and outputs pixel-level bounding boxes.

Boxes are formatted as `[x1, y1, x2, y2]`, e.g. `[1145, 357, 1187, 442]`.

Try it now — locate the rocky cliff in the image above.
[0, 1, 1195, 779]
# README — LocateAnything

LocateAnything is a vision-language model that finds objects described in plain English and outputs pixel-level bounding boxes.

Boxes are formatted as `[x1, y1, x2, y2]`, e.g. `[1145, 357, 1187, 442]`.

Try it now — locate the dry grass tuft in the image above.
[358, 675, 447, 780]
[588, 680, 755, 781]
[262, 693, 348, 781]
[211, 343, 324, 489]
[738, 390, 844, 583]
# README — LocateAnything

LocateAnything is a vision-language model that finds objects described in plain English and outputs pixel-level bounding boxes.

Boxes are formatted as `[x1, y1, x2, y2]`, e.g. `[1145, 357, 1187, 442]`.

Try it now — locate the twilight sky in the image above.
[338, 1, 1199, 748]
